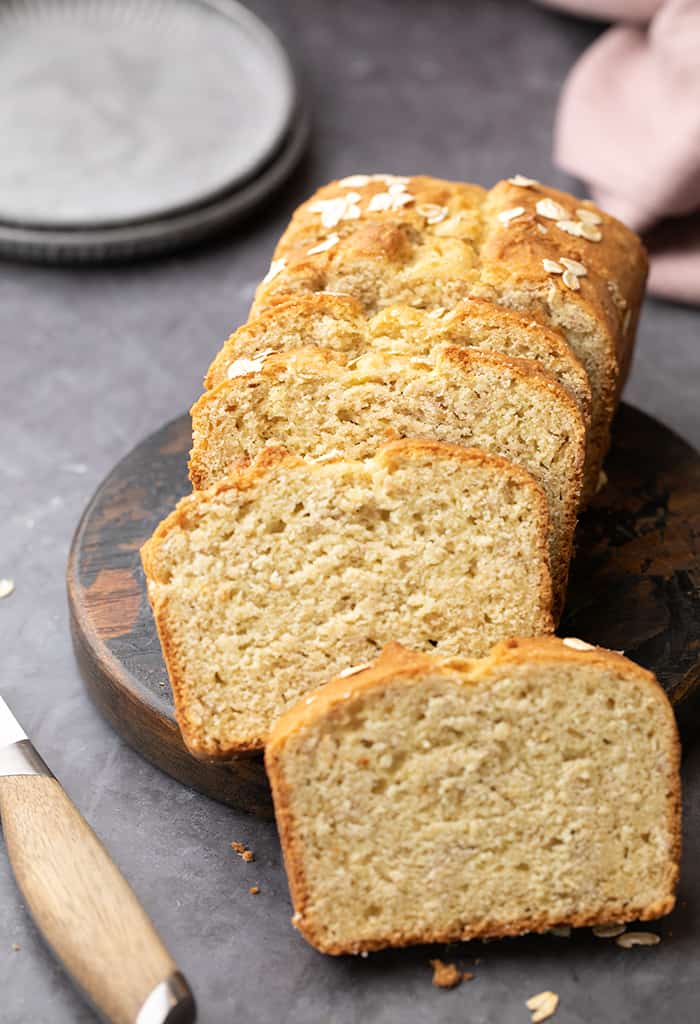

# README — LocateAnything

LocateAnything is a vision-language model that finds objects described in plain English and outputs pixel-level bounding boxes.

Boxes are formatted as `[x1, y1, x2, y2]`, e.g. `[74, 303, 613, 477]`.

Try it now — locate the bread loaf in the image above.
[190, 345, 585, 609]
[250, 175, 647, 498]
[141, 441, 553, 757]
[266, 637, 680, 954]
[205, 294, 591, 432]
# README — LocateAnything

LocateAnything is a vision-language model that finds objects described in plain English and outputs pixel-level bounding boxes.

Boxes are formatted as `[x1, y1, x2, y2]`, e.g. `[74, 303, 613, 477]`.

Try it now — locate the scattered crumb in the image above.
[231, 841, 254, 862]
[429, 959, 472, 988]
[11, 943, 20, 952]
[249, 886, 260, 895]
[548, 925, 571, 937]
[0, 579, 15, 599]
[616, 931, 660, 948]
[592, 923, 626, 938]
[526, 990, 559, 1022]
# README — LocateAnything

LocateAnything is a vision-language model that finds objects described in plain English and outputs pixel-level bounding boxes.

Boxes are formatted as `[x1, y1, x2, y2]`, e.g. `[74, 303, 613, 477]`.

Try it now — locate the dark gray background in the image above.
[1, 2, 698, 1021]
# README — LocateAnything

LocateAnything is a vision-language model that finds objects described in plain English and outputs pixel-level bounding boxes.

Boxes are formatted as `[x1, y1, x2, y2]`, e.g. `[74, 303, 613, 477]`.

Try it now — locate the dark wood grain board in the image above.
[67, 404, 700, 816]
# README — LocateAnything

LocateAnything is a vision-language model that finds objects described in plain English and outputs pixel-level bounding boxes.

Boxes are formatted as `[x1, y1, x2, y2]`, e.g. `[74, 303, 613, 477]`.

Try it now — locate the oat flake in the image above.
[536, 198, 569, 221]
[526, 991, 559, 1023]
[262, 258, 286, 284]
[616, 931, 660, 948]
[562, 637, 595, 651]
[306, 233, 340, 256]
[593, 923, 626, 938]
[543, 258, 564, 274]
[576, 207, 602, 225]
[508, 174, 538, 187]
[498, 206, 525, 224]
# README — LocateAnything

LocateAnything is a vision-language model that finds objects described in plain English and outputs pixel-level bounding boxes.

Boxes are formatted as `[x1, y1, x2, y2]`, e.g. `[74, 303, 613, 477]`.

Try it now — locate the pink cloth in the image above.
[543, 0, 700, 305]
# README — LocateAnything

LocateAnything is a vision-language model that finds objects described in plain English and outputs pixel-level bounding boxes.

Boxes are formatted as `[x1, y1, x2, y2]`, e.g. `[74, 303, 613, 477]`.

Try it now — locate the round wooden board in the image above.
[67, 405, 700, 816]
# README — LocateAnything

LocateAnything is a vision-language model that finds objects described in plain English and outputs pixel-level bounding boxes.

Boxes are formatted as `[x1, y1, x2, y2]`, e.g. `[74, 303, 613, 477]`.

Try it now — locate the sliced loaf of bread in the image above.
[249, 175, 647, 498]
[190, 346, 585, 611]
[141, 441, 553, 757]
[206, 294, 591, 433]
[266, 637, 681, 955]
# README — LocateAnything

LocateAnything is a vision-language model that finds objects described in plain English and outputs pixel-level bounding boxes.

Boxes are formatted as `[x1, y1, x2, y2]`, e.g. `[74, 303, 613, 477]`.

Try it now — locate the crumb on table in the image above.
[429, 959, 472, 988]
[231, 841, 255, 862]
[249, 885, 260, 895]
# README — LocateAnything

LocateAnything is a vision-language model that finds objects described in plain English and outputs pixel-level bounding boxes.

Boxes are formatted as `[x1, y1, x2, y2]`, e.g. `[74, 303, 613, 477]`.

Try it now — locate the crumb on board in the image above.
[11, 944, 20, 953]
[616, 931, 660, 948]
[0, 579, 15, 599]
[231, 841, 254, 862]
[249, 885, 260, 895]
[429, 959, 473, 988]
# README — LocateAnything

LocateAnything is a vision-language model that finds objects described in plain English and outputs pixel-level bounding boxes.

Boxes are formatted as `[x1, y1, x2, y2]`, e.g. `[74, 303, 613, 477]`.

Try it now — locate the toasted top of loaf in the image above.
[266, 636, 680, 954]
[142, 440, 554, 757]
[191, 344, 585, 611]
[205, 293, 591, 430]
[253, 176, 646, 371]
[248, 174, 647, 495]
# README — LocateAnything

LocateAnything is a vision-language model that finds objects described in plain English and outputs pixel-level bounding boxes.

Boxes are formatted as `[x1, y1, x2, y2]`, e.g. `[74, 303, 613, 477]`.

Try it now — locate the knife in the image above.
[0, 696, 196, 1024]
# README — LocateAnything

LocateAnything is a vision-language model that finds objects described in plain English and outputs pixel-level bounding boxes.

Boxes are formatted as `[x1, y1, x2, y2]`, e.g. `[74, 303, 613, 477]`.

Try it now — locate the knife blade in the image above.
[0, 696, 196, 1024]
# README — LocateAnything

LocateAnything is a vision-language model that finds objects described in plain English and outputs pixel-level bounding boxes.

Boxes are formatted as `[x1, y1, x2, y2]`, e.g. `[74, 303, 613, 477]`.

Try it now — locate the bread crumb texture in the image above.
[191, 345, 585, 611]
[265, 637, 680, 954]
[142, 442, 553, 756]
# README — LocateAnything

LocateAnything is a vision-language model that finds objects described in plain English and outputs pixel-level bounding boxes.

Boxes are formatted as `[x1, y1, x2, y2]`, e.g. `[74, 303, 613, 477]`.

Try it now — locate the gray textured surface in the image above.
[0, 1, 698, 1021]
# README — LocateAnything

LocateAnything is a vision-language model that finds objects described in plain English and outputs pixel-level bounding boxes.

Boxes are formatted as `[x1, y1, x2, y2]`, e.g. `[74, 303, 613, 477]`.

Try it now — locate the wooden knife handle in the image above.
[0, 774, 194, 1024]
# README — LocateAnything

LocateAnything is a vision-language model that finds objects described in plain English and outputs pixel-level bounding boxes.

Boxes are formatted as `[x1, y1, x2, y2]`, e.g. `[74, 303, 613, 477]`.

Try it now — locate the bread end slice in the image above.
[266, 637, 680, 954]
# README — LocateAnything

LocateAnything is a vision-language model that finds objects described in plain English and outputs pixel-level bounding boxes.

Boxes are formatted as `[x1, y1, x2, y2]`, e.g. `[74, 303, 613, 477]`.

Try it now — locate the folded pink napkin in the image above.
[542, 0, 700, 305]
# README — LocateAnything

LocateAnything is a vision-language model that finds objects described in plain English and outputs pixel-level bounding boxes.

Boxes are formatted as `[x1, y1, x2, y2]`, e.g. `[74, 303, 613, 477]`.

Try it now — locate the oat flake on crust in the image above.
[508, 174, 539, 187]
[262, 258, 286, 285]
[498, 206, 526, 224]
[562, 637, 595, 651]
[306, 233, 340, 256]
[536, 198, 569, 221]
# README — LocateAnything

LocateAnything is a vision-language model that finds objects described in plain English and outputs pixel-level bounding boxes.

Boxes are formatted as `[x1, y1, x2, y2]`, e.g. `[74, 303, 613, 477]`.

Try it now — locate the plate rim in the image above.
[0, 0, 299, 230]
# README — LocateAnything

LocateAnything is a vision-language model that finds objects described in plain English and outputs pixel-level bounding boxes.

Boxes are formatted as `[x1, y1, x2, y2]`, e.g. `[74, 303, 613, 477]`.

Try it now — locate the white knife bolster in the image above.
[0, 739, 54, 778]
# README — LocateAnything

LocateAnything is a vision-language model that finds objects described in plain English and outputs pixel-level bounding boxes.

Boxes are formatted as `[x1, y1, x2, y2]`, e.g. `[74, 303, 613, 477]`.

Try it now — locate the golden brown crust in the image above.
[265, 636, 680, 955]
[248, 174, 647, 498]
[205, 293, 367, 390]
[142, 440, 554, 758]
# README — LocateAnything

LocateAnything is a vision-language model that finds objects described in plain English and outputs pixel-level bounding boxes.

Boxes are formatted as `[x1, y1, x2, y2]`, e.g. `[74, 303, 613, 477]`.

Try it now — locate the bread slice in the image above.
[266, 637, 681, 955]
[141, 441, 554, 757]
[249, 174, 647, 499]
[190, 346, 585, 612]
[205, 294, 591, 433]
